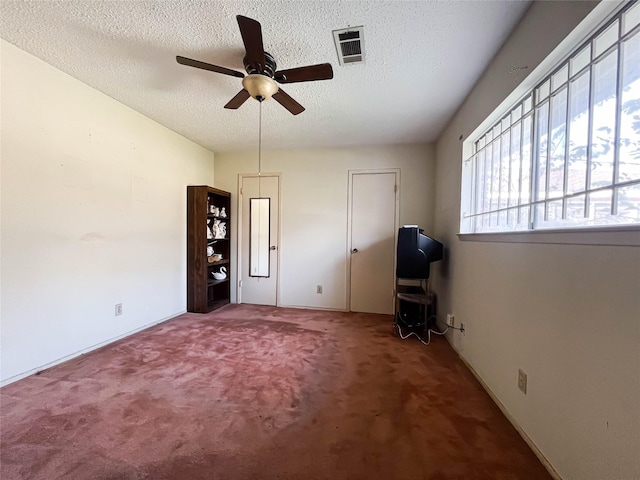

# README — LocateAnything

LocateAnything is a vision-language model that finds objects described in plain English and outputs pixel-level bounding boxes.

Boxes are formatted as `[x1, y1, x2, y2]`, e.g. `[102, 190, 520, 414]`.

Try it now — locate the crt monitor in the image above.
[396, 226, 443, 279]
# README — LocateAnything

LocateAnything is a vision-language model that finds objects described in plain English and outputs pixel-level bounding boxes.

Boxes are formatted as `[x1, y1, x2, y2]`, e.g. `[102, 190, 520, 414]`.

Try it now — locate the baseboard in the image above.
[276, 303, 348, 312]
[0, 310, 186, 388]
[444, 336, 562, 480]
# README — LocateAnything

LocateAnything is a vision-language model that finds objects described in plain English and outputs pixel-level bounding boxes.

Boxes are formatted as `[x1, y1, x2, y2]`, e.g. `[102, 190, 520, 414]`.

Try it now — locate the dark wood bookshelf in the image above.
[187, 186, 231, 313]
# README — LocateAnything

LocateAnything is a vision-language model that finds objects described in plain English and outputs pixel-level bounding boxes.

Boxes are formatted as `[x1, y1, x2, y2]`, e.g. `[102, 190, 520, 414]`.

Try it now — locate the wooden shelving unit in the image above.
[187, 186, 231, 313]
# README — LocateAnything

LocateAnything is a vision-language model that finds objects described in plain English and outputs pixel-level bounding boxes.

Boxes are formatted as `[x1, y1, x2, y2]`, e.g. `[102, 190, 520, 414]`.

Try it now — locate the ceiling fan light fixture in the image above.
[242, 74, 279, 102]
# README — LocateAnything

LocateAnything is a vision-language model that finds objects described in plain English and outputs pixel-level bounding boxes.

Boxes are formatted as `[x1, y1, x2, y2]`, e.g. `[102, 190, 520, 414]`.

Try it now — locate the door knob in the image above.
[352, 248, 358, 253]
[270, 246, 277, 251]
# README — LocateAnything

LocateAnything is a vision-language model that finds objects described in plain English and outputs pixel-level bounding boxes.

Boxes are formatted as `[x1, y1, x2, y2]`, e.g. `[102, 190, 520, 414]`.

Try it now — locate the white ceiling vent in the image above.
[332, 26, 365, 65]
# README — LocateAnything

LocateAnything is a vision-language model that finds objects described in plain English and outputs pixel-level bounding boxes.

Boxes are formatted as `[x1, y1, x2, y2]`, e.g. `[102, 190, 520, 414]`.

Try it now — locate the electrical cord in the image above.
[435, 317, 465, 332]
[394, 314, 464, 345]
[394, 314, 447, 346]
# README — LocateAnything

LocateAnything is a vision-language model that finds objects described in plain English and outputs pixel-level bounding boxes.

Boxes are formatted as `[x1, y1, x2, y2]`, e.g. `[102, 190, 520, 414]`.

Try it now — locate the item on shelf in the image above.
[207, 220, 213, 239]
[212, 253, 223, 261]
[213, 219, 227, 239]
[207, 245, 214, 256]
[207, 256, 215, 264]
[212, 267, 227, 280]
[219, 207, 227, 218]
[209, 205, 219, 215]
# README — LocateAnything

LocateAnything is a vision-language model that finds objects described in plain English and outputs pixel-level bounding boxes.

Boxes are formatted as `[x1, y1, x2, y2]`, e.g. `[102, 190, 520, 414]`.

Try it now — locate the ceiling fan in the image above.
[176, 15, 334, 115]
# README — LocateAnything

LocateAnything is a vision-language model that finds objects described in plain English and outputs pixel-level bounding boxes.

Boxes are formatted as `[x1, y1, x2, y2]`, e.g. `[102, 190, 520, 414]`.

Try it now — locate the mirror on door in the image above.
[249, 197, 271, 277]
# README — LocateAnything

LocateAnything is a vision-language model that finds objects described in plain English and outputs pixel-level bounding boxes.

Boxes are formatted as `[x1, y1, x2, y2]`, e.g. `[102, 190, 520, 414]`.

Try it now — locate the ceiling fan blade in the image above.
[176, 56, 244, 78]
[274, 63, 334, 84]
[272, 88, 305, 115]
[224, 89, 251, 109]
[237, 15, 266, 73]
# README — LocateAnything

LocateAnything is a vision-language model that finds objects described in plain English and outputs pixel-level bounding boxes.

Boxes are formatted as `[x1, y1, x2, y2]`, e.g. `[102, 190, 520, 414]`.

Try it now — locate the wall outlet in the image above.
[316, 285, 323, 294]
[518, 369, 527, 394]
[446, 313, 455, 327]
[115, 303, 123, 316]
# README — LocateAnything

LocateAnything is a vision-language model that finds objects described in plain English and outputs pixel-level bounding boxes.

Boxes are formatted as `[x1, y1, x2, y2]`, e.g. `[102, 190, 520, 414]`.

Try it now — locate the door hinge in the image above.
[394, 184, 398, 193]
[239, 280, 243, 287]
[240, 187, 243, 195]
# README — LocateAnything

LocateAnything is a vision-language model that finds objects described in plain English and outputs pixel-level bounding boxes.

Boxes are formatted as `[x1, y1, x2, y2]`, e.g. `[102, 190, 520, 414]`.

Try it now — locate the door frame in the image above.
[346, 168, 401, 313]
[237, 172, 283, 306]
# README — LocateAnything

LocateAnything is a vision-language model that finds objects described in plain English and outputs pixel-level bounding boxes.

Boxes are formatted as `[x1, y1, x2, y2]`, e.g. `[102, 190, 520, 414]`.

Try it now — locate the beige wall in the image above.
[0, 41, 215, 384]
[214, 144, 435, 309]
[433, 2, 640, 479]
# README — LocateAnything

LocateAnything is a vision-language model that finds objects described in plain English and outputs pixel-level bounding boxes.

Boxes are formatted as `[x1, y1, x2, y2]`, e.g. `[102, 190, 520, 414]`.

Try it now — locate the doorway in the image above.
[238, 174, 280, 306]
[348, 170, 399, 315]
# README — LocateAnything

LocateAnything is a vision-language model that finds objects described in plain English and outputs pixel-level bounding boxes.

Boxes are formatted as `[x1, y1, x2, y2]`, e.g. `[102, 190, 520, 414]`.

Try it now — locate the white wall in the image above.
[0, 41, 215, 384]
[214, 144, 435, 310]
[432, 2, 640, 480]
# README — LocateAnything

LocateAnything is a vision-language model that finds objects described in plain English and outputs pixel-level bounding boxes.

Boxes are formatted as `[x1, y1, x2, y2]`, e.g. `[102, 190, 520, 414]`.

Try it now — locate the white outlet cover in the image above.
[518, 369, 527, 394]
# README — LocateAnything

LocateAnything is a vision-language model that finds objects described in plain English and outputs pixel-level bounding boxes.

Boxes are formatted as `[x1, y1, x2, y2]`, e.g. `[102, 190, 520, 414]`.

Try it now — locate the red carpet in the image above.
[1, 305, 551, 479]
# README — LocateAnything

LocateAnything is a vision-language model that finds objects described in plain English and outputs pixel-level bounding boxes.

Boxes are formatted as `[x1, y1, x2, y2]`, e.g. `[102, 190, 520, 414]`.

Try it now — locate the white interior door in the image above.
[240, 175, 279, 306]
[349, 172, 398, 314]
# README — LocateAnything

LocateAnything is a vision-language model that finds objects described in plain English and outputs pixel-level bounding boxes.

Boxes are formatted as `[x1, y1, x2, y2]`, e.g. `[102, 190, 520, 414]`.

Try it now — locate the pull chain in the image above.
[258, 101, 262, 198]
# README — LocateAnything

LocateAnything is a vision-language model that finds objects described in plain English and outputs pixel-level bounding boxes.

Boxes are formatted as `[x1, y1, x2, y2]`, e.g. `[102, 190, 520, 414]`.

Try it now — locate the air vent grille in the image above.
[333, 26, 365, 65]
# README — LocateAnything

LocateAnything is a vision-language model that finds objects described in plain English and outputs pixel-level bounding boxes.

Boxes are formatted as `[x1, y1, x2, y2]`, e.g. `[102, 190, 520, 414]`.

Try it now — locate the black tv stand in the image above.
[394, 280, 437, 330]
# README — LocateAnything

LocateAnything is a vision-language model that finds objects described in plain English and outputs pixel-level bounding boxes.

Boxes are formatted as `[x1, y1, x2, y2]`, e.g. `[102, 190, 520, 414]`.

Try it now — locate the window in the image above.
[461, 2, 640, 234]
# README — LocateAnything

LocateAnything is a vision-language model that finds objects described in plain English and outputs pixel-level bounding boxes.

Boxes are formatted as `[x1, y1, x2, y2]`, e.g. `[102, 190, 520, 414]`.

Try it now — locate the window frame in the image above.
[459, 1, 640, 246]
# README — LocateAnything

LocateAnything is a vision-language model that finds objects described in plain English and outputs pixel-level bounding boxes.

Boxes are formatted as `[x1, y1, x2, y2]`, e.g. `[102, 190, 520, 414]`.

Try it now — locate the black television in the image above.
[396, 226, 443, 279]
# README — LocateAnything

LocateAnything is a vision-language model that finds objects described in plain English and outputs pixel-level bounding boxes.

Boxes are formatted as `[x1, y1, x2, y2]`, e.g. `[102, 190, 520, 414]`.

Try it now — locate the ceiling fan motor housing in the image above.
[244, 51, 277, 78]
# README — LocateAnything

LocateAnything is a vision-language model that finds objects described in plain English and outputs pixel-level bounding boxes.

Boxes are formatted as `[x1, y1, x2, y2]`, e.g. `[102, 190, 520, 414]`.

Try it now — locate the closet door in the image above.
[239, 175, 280, 306]
[349, 171, 398, 314]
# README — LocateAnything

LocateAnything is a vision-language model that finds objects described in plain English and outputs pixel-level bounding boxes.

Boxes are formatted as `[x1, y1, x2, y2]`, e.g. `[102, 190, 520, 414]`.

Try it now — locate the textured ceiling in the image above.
[0, 0, 531, 154]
